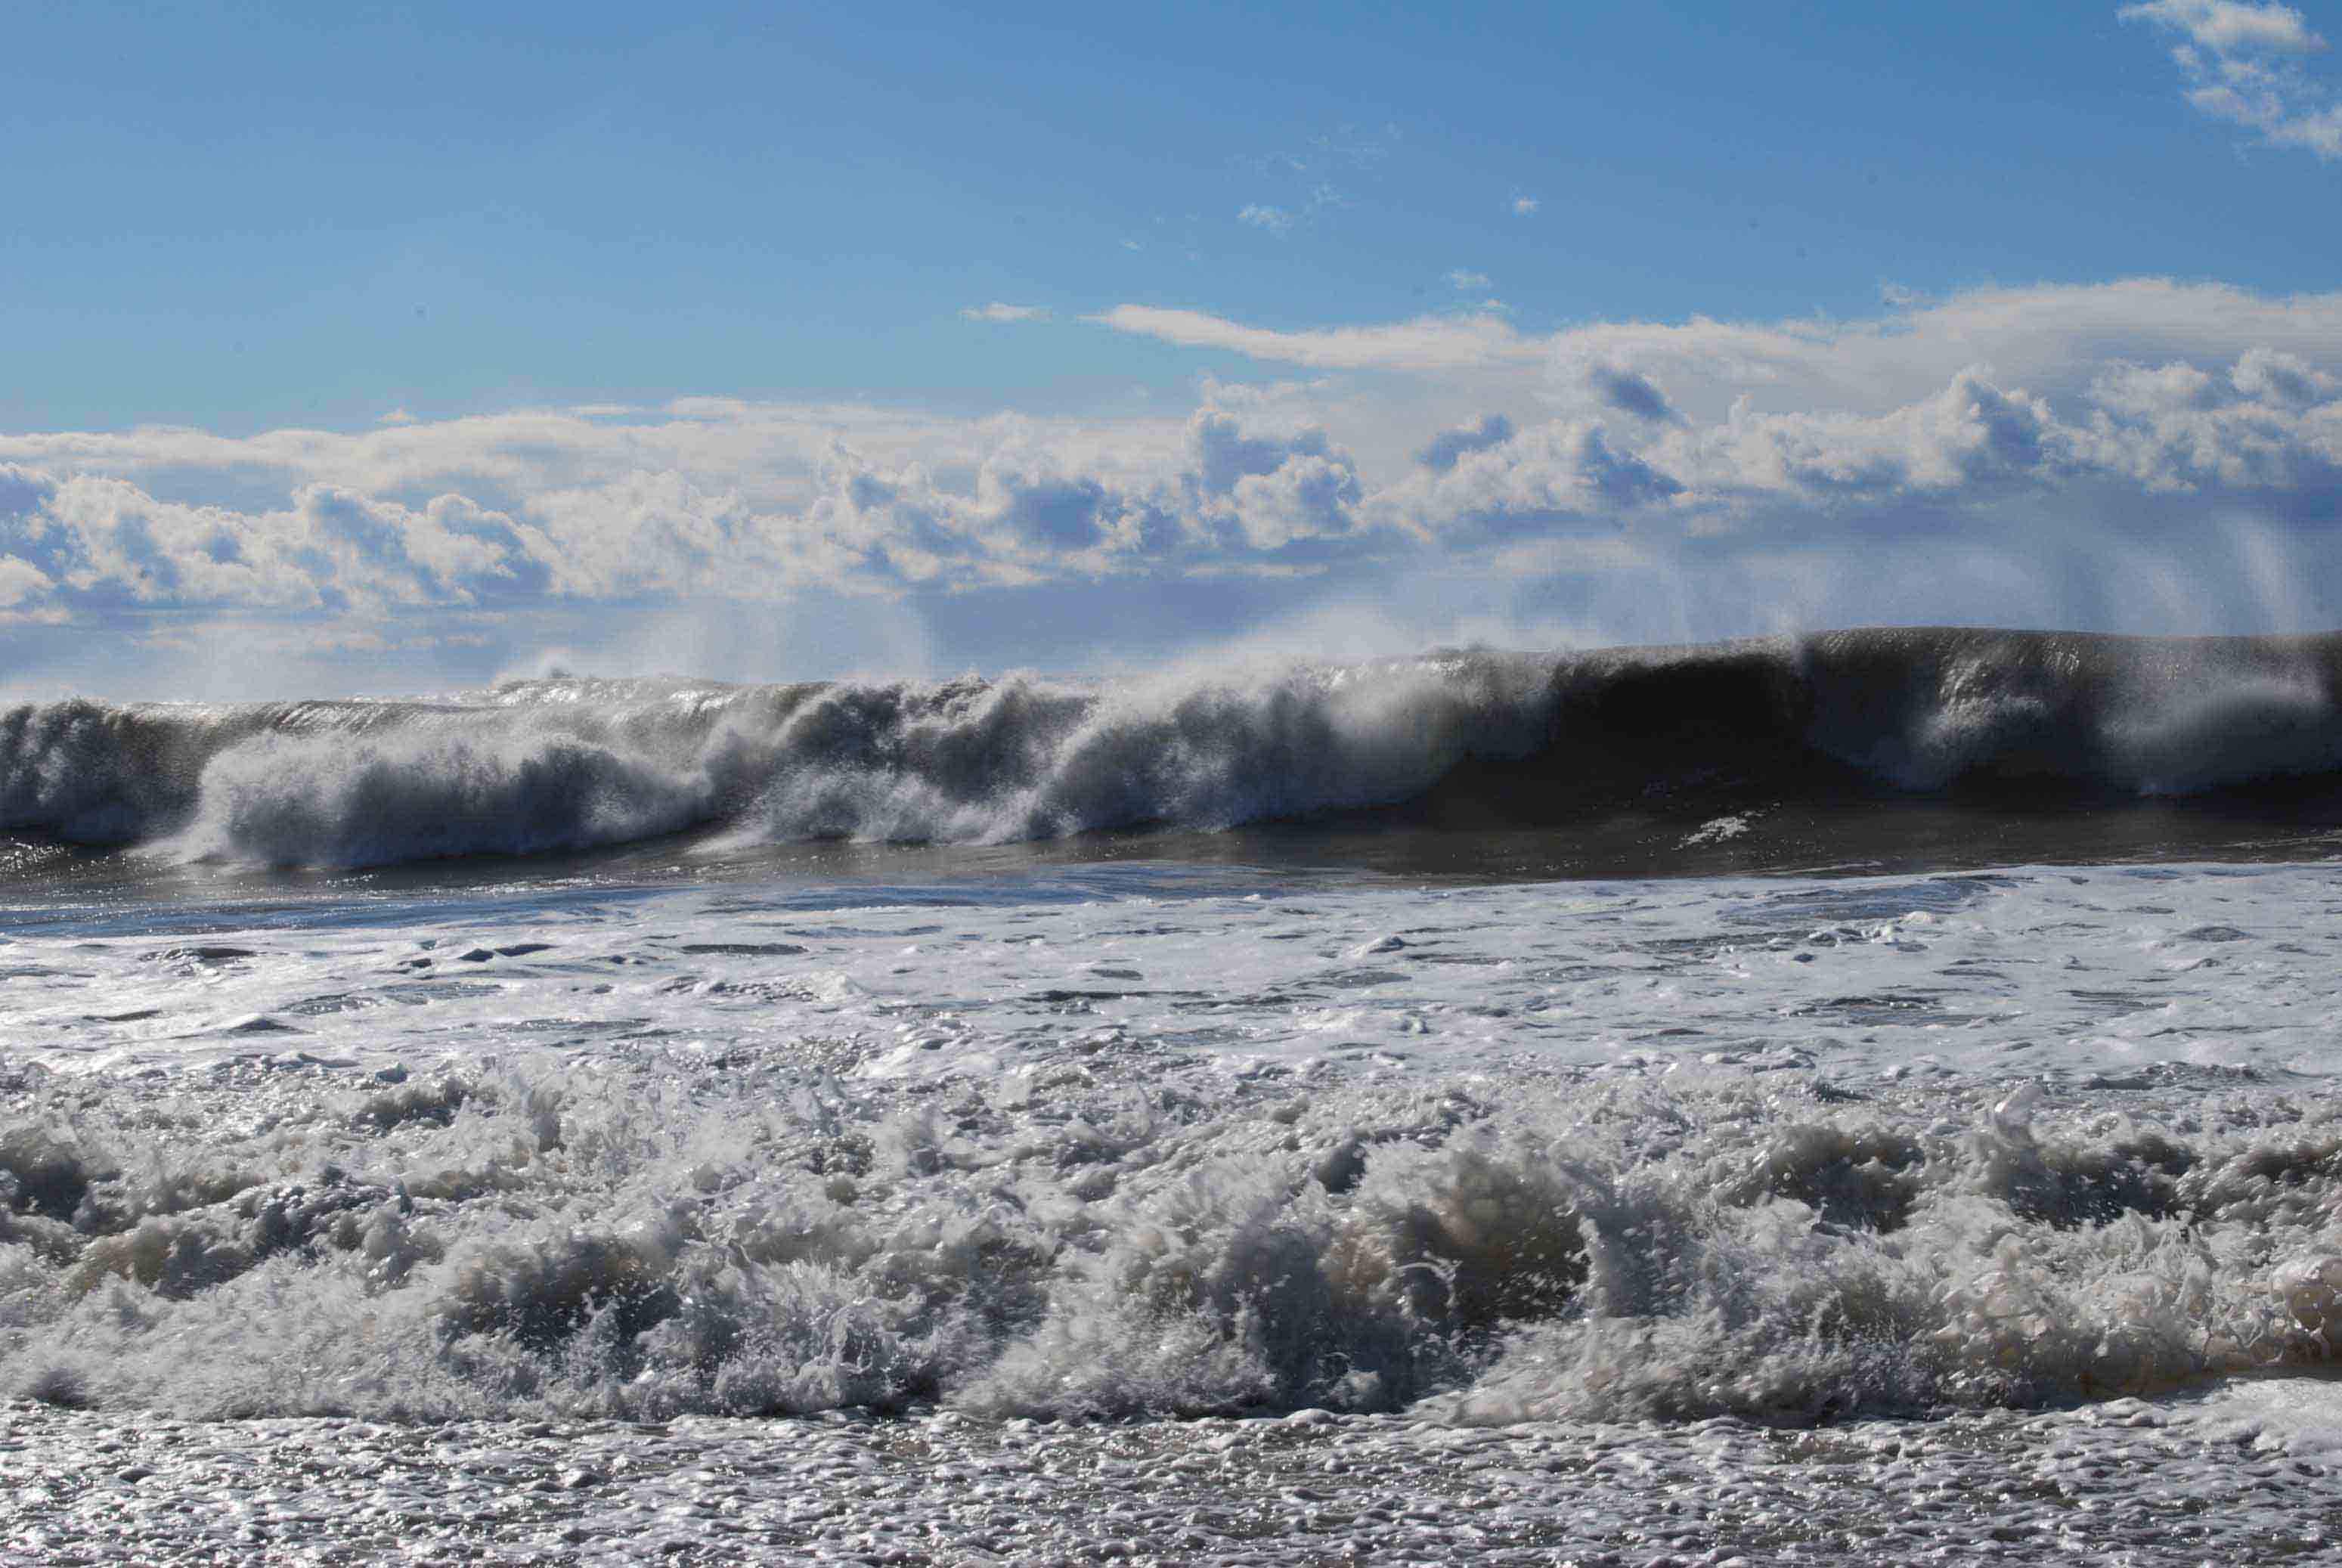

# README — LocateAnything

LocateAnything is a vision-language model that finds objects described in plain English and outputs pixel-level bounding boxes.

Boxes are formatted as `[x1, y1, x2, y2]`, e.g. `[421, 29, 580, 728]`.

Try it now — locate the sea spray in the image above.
[8, 628, 2342, 868]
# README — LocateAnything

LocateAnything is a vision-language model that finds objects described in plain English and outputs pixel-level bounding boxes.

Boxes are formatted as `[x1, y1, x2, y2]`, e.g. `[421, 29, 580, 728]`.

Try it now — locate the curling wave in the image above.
[8, 627, 2342, 868]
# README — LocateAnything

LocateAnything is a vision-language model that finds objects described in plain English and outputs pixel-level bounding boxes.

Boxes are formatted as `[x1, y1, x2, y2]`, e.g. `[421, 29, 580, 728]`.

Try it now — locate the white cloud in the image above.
[2124, 0, 2342, 159]
[1416, 414, 1515, 473]
[1098, 279, 2342, 424]
[1372, 346, 2342, 546]
[2232, 343, 2340, 404]
[962, 302, 1050, 323]
[1446, 269, 1492, 291]
[1237, 203, 1293, 234]
[1185, 411, 1366, 550]
[5, 278, 2342, 678]
[1587, 363, 1684, 424]
[0, 555, 51, 607]
[1512, 196, 1539, 215]
[2124, 0, 2325, 54]
[1089, 305, 1541, 372]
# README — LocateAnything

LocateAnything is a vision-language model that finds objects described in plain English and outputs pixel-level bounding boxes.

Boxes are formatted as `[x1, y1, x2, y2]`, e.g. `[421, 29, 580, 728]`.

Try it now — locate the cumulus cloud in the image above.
[2124, 0, 2342, 159]
[1415, 414, 1516, 473]
[962, 302, 1050, 323]
[1447, 269, 1492, 291]
[0, 411, 1362, 643]
[4, 466, 543, 613]
[1179, 411, 1366, 550]
[0, 556, 52, 608]
[1377, 347, 2342, 547]
[1226, 454, 1362, 550]
[2232, 344, 2340, 404]
[1588, 364, 1684, 424]
[1237, 203, 1292, 234]
[1382, 418, 1688, 544]
[5, 278, 2342, 683]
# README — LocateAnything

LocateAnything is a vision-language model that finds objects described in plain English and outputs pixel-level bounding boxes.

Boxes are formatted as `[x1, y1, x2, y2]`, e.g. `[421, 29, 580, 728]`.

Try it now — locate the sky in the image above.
[5, 0, 2342, 696]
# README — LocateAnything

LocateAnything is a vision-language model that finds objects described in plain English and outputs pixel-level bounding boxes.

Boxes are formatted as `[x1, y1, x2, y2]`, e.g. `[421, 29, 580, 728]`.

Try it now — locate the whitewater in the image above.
[7, 628, 2342, 1561]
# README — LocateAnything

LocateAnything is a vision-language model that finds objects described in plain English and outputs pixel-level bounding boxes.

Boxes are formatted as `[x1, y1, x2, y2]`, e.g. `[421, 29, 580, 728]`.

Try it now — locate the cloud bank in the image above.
[5, 278, 2342, 691]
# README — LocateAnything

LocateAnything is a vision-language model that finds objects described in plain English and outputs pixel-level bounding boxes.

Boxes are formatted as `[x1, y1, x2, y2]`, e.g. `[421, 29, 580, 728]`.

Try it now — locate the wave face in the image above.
[8, 628, 2342, 868]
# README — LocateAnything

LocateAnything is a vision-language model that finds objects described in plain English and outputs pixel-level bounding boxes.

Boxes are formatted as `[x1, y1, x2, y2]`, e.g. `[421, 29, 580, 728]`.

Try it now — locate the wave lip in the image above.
[6, 628, 2342, 869]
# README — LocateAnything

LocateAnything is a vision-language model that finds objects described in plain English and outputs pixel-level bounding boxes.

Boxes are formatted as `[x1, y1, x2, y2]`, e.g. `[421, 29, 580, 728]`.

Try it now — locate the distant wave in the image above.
[8, 628, 2342, 868]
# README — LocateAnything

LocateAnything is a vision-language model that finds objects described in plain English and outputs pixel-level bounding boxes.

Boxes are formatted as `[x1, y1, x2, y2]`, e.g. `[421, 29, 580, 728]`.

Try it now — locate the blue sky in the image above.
[5, 1, 2342, 694]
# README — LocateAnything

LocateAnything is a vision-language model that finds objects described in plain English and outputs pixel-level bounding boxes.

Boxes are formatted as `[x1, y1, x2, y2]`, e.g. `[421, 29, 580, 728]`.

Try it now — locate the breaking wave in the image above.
[9, 626, 2342, 868]
[4, 1055, 2339, 1424]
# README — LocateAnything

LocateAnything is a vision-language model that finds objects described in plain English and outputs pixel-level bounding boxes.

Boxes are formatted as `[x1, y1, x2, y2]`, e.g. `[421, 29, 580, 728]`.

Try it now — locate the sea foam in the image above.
[6, 1052, 2339, 1426]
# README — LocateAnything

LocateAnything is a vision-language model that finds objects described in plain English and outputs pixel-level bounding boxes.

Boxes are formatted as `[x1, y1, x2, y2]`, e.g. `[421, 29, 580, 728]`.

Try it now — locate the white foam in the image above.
[4, 862, 2342, 1430]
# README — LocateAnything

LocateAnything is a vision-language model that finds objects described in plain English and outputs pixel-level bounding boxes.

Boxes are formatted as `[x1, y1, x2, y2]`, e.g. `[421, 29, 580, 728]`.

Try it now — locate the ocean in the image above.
[5, 624, 2342, 1562]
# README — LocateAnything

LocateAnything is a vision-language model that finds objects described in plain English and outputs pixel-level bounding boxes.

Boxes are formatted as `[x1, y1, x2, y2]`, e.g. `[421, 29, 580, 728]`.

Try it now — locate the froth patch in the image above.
[5, 1052, 2340, 1427]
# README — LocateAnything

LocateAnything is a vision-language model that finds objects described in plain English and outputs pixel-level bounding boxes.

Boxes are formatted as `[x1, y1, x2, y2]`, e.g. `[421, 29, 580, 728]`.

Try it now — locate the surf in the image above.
[6, 627, 2342, 871]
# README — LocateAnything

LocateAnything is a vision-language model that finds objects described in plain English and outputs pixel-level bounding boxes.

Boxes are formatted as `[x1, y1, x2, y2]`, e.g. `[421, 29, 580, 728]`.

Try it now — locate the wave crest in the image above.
[7, 628, 2342, 868]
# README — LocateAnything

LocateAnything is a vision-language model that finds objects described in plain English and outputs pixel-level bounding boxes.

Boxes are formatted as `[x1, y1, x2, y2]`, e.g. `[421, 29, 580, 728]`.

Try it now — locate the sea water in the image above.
[6, 629, 2342, 1562]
